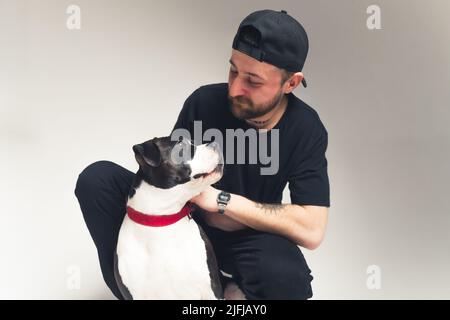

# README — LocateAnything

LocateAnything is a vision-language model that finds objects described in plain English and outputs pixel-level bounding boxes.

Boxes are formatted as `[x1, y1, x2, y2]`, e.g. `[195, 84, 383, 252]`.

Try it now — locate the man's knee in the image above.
[75, 160, 120, 198]
[242, 234, 313, 300]
[74, 160, 129, 228]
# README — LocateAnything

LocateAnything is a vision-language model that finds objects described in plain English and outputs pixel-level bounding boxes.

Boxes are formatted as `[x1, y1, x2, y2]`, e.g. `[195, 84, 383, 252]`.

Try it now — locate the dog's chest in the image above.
[116, 215, 215, 299]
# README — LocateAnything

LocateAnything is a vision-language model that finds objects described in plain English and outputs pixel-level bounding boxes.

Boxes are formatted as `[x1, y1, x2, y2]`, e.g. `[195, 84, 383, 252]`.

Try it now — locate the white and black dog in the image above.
[114, 136, 224, 300]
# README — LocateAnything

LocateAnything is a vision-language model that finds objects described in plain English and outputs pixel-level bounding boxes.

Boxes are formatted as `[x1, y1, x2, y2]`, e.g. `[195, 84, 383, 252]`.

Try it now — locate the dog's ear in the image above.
[133, 141, 161, 167]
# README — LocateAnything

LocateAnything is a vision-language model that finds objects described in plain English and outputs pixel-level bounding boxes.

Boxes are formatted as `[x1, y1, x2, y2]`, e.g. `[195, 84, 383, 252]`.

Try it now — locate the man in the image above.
[75, 9, 329, 300]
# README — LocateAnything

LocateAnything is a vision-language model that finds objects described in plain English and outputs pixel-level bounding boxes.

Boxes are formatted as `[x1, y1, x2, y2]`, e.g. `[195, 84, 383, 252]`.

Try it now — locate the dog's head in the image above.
[132, 136, 223, 190]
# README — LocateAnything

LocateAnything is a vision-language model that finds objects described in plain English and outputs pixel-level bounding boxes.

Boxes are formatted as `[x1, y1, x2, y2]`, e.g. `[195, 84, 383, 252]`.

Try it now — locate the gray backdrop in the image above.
[1, 0, 449, 299]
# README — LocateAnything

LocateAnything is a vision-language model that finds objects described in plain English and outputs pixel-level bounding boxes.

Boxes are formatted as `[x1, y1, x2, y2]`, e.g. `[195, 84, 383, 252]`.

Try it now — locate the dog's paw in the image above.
[224, 282, 246, 300]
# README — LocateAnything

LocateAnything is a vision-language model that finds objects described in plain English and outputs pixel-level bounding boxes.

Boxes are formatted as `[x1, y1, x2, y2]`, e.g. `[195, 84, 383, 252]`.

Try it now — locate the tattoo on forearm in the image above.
[255, 202, 286, 215]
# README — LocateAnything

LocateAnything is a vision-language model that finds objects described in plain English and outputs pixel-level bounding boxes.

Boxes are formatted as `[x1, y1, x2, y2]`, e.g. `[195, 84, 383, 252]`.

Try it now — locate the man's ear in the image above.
[283, 72, 304, 94]
[133, 140, 162, 167]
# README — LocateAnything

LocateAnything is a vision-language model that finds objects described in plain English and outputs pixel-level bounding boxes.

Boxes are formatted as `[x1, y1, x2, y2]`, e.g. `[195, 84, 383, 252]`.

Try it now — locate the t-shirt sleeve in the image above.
[288, 123, 330, 207]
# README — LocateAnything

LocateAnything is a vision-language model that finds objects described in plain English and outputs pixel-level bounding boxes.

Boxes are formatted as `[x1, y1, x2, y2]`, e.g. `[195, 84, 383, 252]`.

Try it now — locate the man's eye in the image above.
[248, 81, 262, 87]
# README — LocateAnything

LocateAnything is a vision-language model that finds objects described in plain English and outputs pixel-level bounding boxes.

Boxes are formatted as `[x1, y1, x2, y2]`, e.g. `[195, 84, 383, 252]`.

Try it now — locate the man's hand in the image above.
[190, 186, 221, 213]
[190, 186, 248, 231]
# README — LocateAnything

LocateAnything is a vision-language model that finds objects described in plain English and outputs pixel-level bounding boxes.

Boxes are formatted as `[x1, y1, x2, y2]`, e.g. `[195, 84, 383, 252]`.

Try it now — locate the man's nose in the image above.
[228, 77, 245, 98]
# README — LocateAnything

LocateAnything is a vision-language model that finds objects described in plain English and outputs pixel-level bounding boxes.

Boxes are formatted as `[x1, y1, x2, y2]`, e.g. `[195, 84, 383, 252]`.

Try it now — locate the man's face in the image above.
[228, 49, 286, 120]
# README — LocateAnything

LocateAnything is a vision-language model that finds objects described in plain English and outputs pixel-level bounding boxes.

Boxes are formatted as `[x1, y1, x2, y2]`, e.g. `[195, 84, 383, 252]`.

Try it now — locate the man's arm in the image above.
[190, 186, 328, 250]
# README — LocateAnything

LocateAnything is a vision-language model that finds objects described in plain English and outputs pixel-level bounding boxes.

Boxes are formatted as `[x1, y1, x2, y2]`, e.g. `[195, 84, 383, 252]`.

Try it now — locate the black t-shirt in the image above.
[172, 83, 330, 207]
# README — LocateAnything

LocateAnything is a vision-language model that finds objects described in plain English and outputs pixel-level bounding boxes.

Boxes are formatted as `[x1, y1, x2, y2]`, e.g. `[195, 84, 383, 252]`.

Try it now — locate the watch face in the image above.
[218, 192, 230, 202]
[219, 192, 230, 201]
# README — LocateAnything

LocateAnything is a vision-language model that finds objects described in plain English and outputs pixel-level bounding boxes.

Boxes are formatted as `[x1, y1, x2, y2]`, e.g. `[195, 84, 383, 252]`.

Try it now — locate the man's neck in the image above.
[245, 95, 288, 130]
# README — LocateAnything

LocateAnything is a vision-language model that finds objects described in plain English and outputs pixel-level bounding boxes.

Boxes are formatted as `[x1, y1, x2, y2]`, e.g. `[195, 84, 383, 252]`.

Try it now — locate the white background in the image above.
[1, 0, 449, 299]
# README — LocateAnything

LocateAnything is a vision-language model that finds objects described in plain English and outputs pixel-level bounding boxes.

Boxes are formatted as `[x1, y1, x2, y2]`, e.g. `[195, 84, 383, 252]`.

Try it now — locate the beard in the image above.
[228, 89, 284, 120]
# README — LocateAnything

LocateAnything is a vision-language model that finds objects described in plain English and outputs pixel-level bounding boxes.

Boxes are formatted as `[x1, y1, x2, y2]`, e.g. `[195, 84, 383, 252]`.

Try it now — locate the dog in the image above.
[114, 136, 224, 300]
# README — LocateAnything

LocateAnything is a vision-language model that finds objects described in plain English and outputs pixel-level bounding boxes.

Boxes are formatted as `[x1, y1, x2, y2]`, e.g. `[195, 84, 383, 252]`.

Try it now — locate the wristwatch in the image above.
[217, 191, 231, 215]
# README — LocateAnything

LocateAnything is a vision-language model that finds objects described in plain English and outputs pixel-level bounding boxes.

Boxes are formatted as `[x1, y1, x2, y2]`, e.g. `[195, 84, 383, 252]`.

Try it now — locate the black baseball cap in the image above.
[232, 9, 309, 87]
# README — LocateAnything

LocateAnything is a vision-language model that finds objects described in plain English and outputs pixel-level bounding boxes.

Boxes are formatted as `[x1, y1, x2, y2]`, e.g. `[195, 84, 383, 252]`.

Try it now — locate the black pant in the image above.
[74, 160, 313, 300]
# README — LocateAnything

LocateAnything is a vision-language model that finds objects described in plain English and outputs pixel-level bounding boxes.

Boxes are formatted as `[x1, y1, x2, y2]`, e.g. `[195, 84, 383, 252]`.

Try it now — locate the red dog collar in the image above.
[126, 203, 194, 227]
